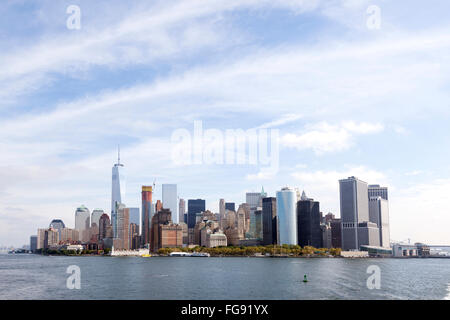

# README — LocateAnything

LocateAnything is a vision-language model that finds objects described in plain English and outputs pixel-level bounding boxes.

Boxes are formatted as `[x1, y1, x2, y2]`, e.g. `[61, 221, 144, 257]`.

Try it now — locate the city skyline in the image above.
[2, 1, 450, 247]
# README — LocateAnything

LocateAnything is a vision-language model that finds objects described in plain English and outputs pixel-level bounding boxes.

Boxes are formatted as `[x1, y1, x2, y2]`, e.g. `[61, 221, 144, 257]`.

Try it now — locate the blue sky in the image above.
[1, 0, 450, 246]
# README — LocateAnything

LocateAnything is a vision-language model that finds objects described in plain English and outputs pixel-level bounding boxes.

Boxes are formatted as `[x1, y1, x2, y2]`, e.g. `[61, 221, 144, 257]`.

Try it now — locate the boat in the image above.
[170, 252, 191, 257]
[191, 252, 210, 257]
[141, 254, 152, 258]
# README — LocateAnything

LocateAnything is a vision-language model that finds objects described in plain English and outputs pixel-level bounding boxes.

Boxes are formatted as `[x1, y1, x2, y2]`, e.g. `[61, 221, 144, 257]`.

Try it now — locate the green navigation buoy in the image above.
[303, 274, 308, 283]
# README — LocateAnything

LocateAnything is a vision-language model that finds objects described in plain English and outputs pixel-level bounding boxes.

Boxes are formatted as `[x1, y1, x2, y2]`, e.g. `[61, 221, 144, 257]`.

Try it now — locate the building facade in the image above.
[276, 187, 297, 245]
[141, 186, 153, 246]
[179, 198, 186, 226]
[115, 204, 130, 250]
[368, 184, 388, 201]
[262, 197, 278, 245]
[111, 149, 124, 238]
[339, 177, 370, 250]
[369, 196, 390, 248]
[187, 199, 205, 229]
[162, 184, 178, 223]
[75, 205, 90, 243]
[297, 191, 323, 248]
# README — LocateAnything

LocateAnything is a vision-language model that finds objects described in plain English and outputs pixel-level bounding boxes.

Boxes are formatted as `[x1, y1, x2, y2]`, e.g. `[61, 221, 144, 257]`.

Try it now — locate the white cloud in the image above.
[291, 165, 388, 214]
[280, 121, 383, 154]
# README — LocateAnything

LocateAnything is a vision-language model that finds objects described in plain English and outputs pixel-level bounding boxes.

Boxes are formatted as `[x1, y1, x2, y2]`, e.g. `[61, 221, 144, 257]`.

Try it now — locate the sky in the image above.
[1, 0, 450, 247]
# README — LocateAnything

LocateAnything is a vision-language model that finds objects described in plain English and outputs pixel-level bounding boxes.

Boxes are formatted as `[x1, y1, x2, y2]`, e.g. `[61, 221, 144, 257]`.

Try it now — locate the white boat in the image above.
[191, 252, 210, 257]
[169, 252, 191, 257]
[169, 252, 210, 257]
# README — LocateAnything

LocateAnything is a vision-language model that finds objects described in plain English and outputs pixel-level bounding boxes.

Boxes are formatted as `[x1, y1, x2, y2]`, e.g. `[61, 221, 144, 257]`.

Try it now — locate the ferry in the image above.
[170, 252, 191, 257]
[191, 252, 210, 257]
[169, 252, 210, 257]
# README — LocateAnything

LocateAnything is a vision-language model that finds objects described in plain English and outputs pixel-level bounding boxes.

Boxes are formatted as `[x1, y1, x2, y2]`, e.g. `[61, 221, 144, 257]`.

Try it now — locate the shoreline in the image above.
[9, 253, 446, 259]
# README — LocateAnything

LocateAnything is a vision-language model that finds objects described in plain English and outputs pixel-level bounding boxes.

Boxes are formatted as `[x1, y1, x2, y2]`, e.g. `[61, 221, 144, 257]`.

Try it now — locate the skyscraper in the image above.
[141, 186, 153, 246]
[262, 197, 277, 245]
[111, 147, 124, 238]
[187, 199, 205, 229]
[30, 235, 37, 252]
[91, 209, 104, 228]
[276, 187, 297, 245]
[75, 205, 90, 243]
[115, 203, 130, 250]
[150, 208, 172, 252]
[246, 187, 267, 237]
[162, 184, 178, 223]
[369, 196, 390, 248]
[339, 176, 370, 250]
[98, 213, 111, 241]
[129, 208, 140, 228]
[49, 219, 65, 240]
[368, 184, 388, 201]
[179, 198, 186, 225]
[225, 202, 235, 211]
[297, 191, 323, 248]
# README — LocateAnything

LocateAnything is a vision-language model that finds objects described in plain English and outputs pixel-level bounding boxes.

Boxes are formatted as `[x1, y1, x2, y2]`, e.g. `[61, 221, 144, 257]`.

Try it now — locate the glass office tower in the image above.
[162, 184, 178, 223]
[276, 187, 297, 245]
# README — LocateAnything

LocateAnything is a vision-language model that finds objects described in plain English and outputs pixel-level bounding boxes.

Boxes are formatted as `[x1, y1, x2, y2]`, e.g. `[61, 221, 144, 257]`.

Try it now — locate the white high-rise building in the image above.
[276, 187, 297, 245]
[75, 205, 90, 242]
[162, 184, 178, 223]
[179, 198, 186, 225]
[111, 147, 125, 238]
[91, 209, 104, 228]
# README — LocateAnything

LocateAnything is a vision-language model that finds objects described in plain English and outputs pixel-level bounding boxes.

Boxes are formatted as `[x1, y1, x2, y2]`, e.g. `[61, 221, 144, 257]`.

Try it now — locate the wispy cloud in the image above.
[281, 121, 383, 154]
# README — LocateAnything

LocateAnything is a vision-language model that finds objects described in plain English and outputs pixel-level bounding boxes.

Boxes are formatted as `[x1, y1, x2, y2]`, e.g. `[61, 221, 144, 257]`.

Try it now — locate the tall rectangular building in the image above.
[129, 207, 140, 230]
[179, 198, 186, 226]
[276, 187, 297, 245]
[330, 218, 342, 248]
[225, 202, 235, 211]
[141, 186, 153, 246]
[187, 199, 205, 229]
[369, 196, 390, 248]
[262, 197, 277, 245]
[297, 192, 323, 248]
[162, 184, 178, 223]
[368, 185, 388, 201]
[30, 235, 37, 252]
[339, 176, 370, 250]
[116, 204, 130, 250]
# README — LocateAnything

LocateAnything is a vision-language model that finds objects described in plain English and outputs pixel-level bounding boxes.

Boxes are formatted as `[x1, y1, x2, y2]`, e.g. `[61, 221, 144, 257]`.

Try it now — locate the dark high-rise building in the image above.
[98, 213, 111, 241]
[187, 199, 205, 229]
[141, 186, 153, 246]
[30, 235, 37, 252]
[129, 223, 140, 250]
[330, 218, 342, 248]
[262, 197, 278, 245]
[225, 202, 235, 211]
[297, 191, 323, 248]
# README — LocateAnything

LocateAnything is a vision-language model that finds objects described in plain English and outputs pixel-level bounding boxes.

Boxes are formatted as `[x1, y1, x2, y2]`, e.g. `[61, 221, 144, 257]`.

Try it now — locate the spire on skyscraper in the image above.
[301, 190, 308, 201]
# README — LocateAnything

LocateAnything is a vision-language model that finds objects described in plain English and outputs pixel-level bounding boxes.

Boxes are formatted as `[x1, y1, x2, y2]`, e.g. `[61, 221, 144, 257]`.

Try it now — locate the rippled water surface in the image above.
[1, 254, 449, 300]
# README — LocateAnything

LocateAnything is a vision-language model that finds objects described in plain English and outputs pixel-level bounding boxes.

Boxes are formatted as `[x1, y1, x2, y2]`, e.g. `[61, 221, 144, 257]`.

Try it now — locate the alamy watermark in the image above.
[171, 120, 280, 174]
[66, 265, 81, 289]
[66, 5, 81, 30]
[366, 265, 381, 290]
[366, 5, 381, 30]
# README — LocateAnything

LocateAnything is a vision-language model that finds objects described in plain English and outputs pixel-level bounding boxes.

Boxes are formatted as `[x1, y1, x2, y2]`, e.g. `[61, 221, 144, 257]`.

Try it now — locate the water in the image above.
[0, 254, 449, 300]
